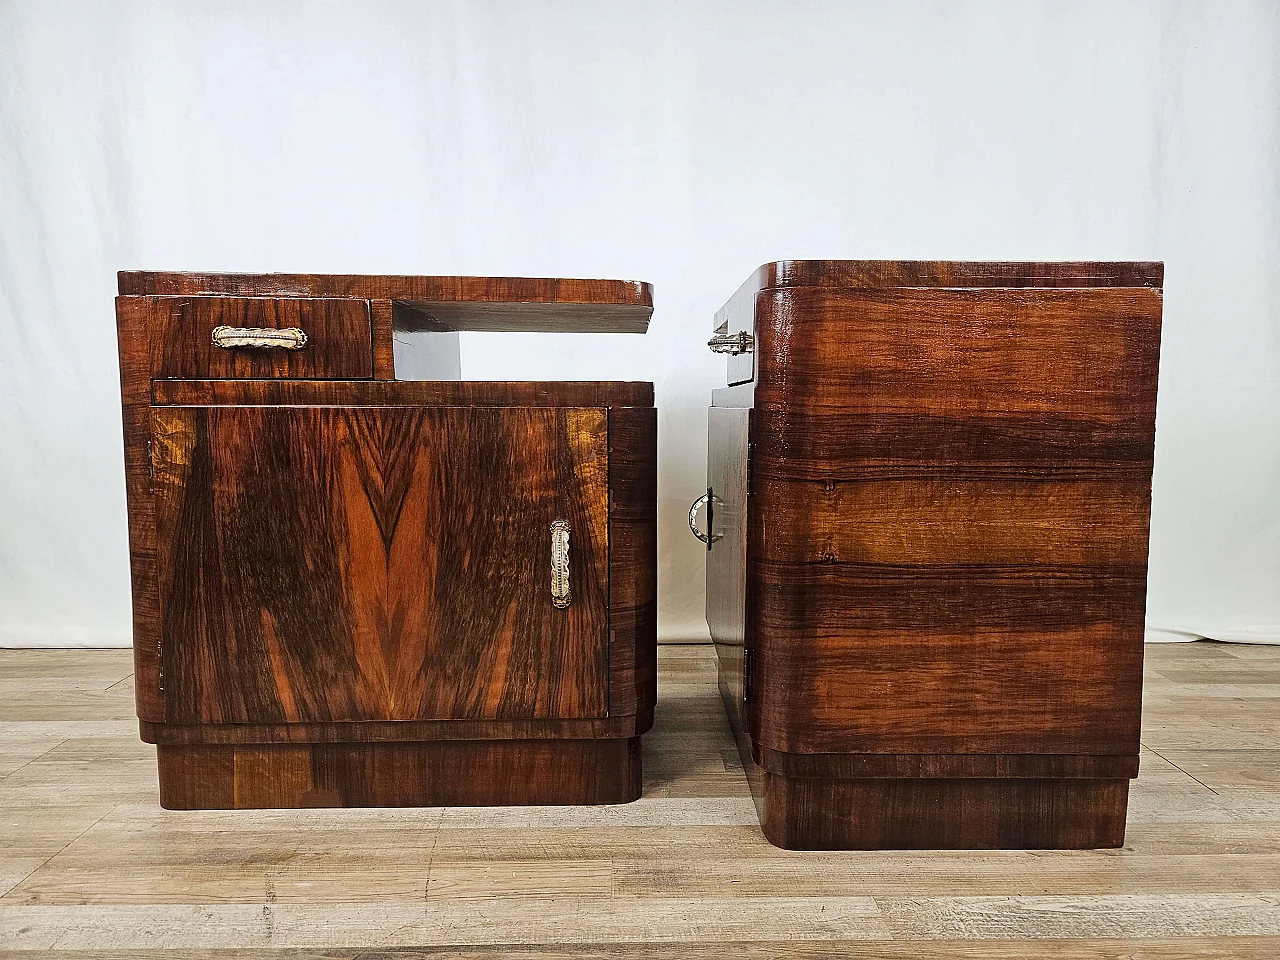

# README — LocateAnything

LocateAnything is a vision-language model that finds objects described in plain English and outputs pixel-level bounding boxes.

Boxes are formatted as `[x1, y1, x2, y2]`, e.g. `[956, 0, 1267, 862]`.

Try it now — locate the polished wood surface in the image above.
[760, 776, 1131, 850]
[2, 643, 1280, 954]
[114, 298, 164, 723]
[118, 272, 654, 333]
[708, 261, 1163, 848]
[151, 406, 609, 725]
[606, 405, 658, 724]
[148, 297, 373, 379]
[156, 739, 642, 809]
[153, 378, 654, 407]
[115, 273, 657, 809]
[752, 287, 1162, 415]
[750, 259, 1164, 290]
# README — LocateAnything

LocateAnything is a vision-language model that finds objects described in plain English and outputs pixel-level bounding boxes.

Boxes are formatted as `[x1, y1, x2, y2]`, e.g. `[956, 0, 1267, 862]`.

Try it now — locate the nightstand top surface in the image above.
[118, 272, 653, 333]
[743, 260, 1164, 292]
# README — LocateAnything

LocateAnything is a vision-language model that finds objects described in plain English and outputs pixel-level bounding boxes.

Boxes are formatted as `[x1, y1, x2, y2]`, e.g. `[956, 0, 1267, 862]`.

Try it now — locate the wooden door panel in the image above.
[152, 406, 609, 724]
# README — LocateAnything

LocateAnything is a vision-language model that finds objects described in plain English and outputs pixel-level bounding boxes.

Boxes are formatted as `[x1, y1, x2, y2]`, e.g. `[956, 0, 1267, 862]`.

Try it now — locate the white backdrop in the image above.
[1, 0, 1277, 647]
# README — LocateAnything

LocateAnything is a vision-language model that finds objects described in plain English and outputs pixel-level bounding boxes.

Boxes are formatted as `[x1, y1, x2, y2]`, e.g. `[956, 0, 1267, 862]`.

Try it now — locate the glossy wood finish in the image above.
[606, 406, 658, 724]
[152, 378, 653, 408]
[119, 272, 654, 333]
[149, 297, 373, 379]
[114, 273, 656, 808]
[114, 298, 164, 722]
[152, 405, 609, 725]
[708, 261, 1163, 849]
[156, 739, 642, 809]
[6, 643, 1280, 955]
[749, 259, 1164, 290]
[758, 776, 1131, 850]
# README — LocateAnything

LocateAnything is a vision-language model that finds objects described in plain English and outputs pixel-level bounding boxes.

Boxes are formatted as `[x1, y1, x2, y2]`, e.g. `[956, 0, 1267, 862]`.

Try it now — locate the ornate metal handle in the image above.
[708, 331, 753, 355]
[688, 490, 719, 550]
[211, 325, 308, 350]
[550, 520, 571, 609]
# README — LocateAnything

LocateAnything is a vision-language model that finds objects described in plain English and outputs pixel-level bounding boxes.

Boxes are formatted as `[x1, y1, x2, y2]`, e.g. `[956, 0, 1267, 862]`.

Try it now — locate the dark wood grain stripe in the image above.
[750, 561, 1148, 633]
[756, 748, 1140, 780]
[752, 411, 1157, 481]
[153, 378, 654, 408]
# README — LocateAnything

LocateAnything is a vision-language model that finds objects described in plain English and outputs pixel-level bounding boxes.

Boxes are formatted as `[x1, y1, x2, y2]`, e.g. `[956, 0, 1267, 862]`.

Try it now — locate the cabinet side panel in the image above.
[749, 284, 1161, 758]
[607, 406, 656, 722]
[115, 297, 165, 722]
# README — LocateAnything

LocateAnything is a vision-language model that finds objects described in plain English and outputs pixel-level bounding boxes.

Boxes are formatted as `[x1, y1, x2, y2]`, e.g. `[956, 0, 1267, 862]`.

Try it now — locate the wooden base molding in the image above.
[157, 738, 642, 809]
[756, 771, 1129, 851]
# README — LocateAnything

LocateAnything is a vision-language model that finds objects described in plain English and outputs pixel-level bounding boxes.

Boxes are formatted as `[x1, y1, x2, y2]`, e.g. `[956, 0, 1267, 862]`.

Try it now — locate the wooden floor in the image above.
[1, 643, 1279, 958]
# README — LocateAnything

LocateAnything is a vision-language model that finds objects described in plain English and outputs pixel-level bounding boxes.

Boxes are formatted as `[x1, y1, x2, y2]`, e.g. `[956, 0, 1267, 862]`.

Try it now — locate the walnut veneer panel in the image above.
[149, 297, 373, 379]
[153, 378, 654, 408]
[151, 405, 609, 724]
[157, 739, 641, 809]
[119, 272, 653, 333]
[708, 260, 1163, 848]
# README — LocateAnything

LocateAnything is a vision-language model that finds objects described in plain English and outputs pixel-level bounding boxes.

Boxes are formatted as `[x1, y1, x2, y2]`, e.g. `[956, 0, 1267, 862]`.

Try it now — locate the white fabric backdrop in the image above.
[1, 0, 1277, 647]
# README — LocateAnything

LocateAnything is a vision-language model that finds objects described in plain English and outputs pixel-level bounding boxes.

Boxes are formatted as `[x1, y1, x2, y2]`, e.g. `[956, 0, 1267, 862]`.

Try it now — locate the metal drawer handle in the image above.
[708, 331, 753, 355]
[211, 325, 309, 350]
[550, 520, 571, 609]
[688, 489, 720, 550]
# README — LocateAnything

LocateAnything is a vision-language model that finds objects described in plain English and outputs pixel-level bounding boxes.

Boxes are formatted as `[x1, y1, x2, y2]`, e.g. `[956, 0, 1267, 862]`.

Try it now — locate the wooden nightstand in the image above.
[115, 273, 656, 809]
[695, 261, 1163, 849]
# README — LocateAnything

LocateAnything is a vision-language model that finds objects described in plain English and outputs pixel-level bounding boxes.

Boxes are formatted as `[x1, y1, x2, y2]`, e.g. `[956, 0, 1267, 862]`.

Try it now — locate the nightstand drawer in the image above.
[149, 297, 372, 379]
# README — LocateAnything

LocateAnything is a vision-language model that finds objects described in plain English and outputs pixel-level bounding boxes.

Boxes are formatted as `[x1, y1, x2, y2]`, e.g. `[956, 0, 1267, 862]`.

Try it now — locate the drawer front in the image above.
[149, 297, 372, 379]
[150, 404, 609, 724]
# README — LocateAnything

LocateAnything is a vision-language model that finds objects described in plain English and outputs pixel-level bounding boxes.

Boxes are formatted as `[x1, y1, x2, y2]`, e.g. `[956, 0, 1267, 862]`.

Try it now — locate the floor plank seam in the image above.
[1145, 744, 1221, 796]
[0, 799, 121, 904]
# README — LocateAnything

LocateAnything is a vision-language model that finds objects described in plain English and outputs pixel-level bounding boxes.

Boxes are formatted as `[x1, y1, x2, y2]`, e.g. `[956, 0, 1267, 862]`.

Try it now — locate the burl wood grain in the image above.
[151, 405, 609, 724]
[148, 297, 373, 379]
[156, 738, 642, 809]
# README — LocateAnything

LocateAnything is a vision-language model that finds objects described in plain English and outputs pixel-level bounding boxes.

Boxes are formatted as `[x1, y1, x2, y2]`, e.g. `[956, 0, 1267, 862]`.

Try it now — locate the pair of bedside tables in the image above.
[114, 262, 1163, 850]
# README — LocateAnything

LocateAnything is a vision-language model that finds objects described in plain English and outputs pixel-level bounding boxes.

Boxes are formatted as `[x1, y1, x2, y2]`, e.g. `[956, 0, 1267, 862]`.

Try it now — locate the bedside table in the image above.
[694, 261, 1163, 849]
[115, 273, 656, 809]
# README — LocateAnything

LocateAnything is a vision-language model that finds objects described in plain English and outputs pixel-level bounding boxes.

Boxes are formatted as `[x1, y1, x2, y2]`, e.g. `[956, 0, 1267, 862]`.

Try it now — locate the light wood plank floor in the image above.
[1, 642, 1279, 958]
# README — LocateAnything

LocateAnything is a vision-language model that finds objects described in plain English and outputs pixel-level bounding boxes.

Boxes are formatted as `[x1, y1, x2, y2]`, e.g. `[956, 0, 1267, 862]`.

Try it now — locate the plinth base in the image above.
[755, 770, 1130, 850]
[156, 738, 642, 809]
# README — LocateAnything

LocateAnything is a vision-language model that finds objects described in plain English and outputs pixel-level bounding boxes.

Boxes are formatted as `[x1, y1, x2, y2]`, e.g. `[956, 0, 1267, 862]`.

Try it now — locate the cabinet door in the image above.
[151, 405, 609, 723]
[706, 406, 751, 716]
